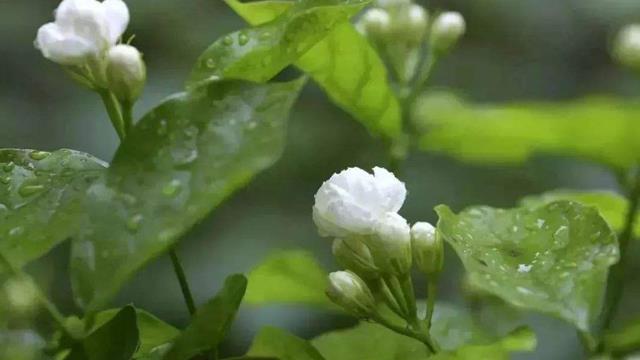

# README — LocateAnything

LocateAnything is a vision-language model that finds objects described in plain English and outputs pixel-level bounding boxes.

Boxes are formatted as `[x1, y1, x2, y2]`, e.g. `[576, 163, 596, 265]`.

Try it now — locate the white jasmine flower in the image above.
[313, 167, 406, 238]
[35, 0, 130, 65]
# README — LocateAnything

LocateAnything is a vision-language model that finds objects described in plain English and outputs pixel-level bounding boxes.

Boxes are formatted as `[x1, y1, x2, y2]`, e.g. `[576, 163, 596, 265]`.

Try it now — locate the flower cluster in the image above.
[313, 167, 443, 322]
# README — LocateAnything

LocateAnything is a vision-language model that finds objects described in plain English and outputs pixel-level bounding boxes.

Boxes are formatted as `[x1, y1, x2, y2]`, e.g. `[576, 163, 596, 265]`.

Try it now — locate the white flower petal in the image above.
[373, 167, 406, 212]
[36, 23, 93, 65]
[101, 0, 129, 44]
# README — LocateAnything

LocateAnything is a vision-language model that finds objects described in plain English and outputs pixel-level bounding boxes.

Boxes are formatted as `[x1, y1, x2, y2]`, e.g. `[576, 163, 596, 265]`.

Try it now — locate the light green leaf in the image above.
[0, 149, 106, 271]
[247, 327, 325, 360]
[430, 327, 536, 360]
[244, 250, 334, 309]
[93, 308, 179, 357]
[163, 274, 247, 360]
[520, 190, 640, 237]
[226, 0, 403, 139]
[603, 317, 640, 356]
[416, 93, 640, 170]
[189, 0, 369, 85]
[70, 79, 304, 311]
[436, 201, 620, 332]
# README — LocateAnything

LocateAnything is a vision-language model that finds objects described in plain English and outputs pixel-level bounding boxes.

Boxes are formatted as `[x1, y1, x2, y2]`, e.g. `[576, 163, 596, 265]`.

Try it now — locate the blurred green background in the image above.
[3, 0, 640, 359]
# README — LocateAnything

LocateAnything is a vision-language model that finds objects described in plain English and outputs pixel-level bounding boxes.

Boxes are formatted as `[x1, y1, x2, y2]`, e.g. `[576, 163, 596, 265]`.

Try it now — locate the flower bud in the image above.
[332, 237, 380, 279]
[367, 212, 412, 276]
[358, 8, 391, 37]
[410, 222, 444, 275]
[106, 44, 146, 103]
[613, 24, 640, 71]
[3, 277, 39, 316]
[326, 271, 376, 318]
[430, 11, 466, 55]
[375, 0, 410, 7]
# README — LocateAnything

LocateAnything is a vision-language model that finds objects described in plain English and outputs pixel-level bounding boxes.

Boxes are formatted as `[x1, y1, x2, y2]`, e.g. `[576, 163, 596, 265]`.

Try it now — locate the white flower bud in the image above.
[614, 24, 640, 71]
[35, 0, 130, 66]
[326, 271, 376, 318]
[358, 8, 391, 36]
[3, 277, 39, 316]
[367, 212, 412, 276]
[411, 222, 444, 275]
[332, 237, 380, 279]
[313, 167, 406, 238]
[106, 44, 146, 103]
[430, 11, 466, 55]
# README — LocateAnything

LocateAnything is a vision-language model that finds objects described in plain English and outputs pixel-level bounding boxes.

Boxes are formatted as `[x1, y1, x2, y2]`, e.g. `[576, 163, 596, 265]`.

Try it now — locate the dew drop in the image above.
[0, 176, 10, 185]
[238, 33, 249, 45]
[8, 226, 24, 237]
[222, 35, 234, 46]
[162, 179, 182, 197]
[18, 182, 45, 197]
[126, 214, 144, 232]
[29, 151, 50, 161]
[260, 31, 272, 40]
[157, 119, 168, 136]
[3, 162, 15, 172]
[205, 58, 216, 69]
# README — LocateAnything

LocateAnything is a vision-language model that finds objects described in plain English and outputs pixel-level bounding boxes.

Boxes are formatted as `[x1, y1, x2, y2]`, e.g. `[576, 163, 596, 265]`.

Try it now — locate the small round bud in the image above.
[332, 237, 380, 279]
[406, 4, 429, 40]
[358, 8, 391, 36]
[368, 212, 412, 276]
[613, 24, 640, 71]
[410, 222, 444, 275]
[3, 277, 39, 316]
[326, 271, 376, 318]
[430, 11, 466, 55]
[64, 316, 86, 340]
[106, 44, 146, 103]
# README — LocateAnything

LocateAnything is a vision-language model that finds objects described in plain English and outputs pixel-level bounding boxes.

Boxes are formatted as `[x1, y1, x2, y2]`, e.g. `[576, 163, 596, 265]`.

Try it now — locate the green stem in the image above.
[372, 314, 438, 354]
[98, 89, 126, 140]
[383, 276, 410, 319]
[379, 279, 405, 318]
[399, 274, 418, 323]
[169, 248, 197, 316]
[601, 169, 640, 331]
[425, 278, 438, 329]
[121, 100, 134, 135]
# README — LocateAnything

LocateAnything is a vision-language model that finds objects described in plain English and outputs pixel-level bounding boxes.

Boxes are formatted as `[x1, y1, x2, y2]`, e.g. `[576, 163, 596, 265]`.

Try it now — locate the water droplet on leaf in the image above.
[29, 151, 50, 161]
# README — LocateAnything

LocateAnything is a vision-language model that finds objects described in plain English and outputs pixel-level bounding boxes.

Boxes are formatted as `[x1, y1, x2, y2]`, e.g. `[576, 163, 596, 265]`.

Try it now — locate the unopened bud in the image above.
[430, 12, 466, 55]
[106, 44, 146, 103]
[613, 24, 640, 71]
[3, 277, 39, 316]
[326, 271, 376, 318]
[358, 8, 391, 36]
[332, 237, 380, 279]
[368, 212, 412, 276]
[410, 222, 444, 275]
[404, 4, 429, 43]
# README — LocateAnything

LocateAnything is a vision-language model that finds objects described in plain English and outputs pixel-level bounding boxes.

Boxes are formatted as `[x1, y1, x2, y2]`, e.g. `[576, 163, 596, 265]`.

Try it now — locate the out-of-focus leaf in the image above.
[603, 317, 640, 356]
[0, 149, 106, 272]
[247, 327, 325, 360]
[520, 190, 640, 237]
[67, 305, 139, 360]
[93, 308, 179, 357]
[70, 79, 304, 311]
[244, 250, 334, 309]
[436, 201, 619, 333]
[0, 329, 46, 360]
[416, 93, 640, 170]
[226, 0, 403, 139]
[163, 274, 247, 360]
[189, 0, 369, 85]
[430, 327, 536, 360]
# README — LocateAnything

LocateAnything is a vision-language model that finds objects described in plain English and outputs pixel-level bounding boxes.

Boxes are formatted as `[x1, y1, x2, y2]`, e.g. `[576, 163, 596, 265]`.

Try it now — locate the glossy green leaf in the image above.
[520, 190, 640, 237]
[430, 327, 536, 360]
[416, 93, 640, 170]
[226, 0, 403, 139]
[0, 149, 106, 271]
[93, 308, 179, 357]
[247, 327, 325, 360]
[244, 250, 334, 308]
[70, 79, 304, 311]
[67, 305, 139, 360]
[164, 274, 247, 360]
[603, 317, 640, 356]
[436, 201, 620, 332]
[189, 0, 369, 85]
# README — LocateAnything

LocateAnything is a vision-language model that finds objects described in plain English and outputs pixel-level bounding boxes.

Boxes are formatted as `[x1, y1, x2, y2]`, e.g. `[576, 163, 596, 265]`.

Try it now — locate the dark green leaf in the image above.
[227, 0, 403, 139]
[244, 250, 334, 309]
[0, 149, 106, 271]
[70, 79, 303, 311]
[429, 327, 536, 360]
[163, 274, 247, 360]
[416, 93, 640, 170]
[436, 201, 619, 332]
[247, 327, 325, 360]
[603, 317, 640, 356]
[189, 0, 369, 85]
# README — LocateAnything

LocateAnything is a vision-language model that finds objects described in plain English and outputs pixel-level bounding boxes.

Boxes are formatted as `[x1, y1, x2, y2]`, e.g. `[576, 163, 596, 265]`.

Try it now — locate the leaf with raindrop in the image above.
[0, 149, 106, 272]
[436, 201, 620, 333]
[188, 0, 370, 85]
[70, 79, 305, 311]
[225, 0, 403, 140]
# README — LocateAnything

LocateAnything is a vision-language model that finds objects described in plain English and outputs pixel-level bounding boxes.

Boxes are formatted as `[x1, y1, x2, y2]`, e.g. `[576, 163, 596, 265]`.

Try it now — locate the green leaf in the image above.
[520, 190, 640, 237]
[188, 0, 370, 85]
[603, 317, 640, 356]
[163, 274, 247, 360]
[247, 327, 325, 360]
[244, 250, 334, 309]
[0, 149, 106, 271]
[226, 0, 403, 139]
[93, 308, 179, 357]
[436, 201, 620, 332]
[429, 327, 536, 360]
[70, 79, 304, 311]
[68, 305, 139, 360]
[416, 93, 640, 170]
